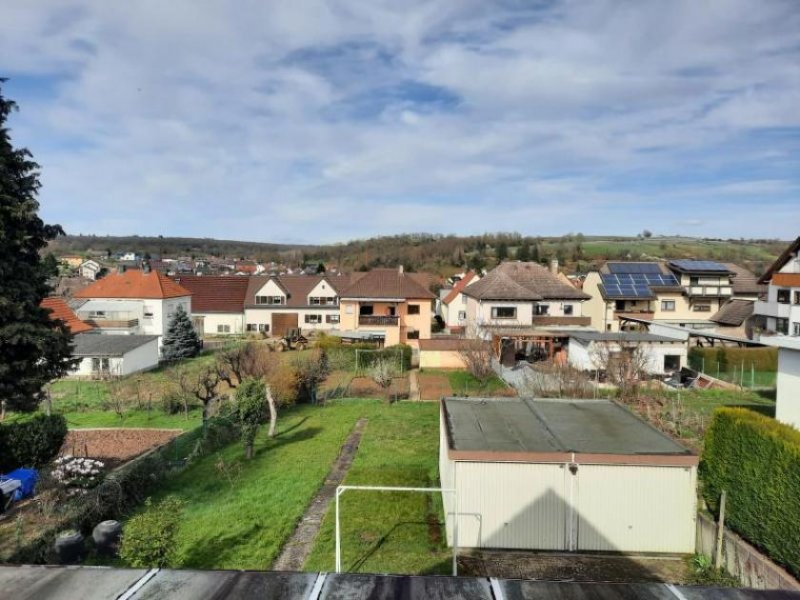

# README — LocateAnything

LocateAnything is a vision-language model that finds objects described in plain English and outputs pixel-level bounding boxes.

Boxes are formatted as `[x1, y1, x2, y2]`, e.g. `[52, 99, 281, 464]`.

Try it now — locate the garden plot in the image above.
[60, 428, 183, 466]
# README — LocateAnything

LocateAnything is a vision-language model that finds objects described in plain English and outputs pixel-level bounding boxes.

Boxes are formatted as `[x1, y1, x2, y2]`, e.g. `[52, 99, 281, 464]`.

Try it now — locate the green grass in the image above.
[304, 401, 448, 575]
[118, 399, 443, 571]
[446, 370, 509, 395]
[674, 388, 775, 419]
[62, 408, 202, 430]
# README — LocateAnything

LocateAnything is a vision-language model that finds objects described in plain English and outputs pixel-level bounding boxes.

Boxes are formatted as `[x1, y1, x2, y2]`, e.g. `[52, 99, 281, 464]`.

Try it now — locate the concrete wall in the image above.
[420, 350, 467, 369]
[696, 512, 800, 591]
[776, 347, 800, 429]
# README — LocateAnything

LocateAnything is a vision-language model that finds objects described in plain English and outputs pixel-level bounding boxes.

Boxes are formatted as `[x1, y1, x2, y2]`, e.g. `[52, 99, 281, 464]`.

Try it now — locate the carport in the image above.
[439, 397, 698, 554]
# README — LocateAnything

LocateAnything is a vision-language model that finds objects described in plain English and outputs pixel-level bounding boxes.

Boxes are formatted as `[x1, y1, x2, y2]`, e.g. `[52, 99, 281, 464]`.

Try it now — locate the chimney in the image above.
[398, 265, 404, 276]
[550, 258, 558, 275]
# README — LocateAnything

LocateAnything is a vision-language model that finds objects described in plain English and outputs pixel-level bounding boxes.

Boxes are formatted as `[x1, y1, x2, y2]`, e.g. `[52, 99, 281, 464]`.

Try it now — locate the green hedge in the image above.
[700, 408, 800, 578]
[689, 347, 778, 372]
[0, 414, 67, 473]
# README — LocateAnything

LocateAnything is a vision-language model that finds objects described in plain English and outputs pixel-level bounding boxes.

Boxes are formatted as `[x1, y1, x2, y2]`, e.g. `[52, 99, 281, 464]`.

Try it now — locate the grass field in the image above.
[117, 399, 442, 572]
[673, 388, 775, 418]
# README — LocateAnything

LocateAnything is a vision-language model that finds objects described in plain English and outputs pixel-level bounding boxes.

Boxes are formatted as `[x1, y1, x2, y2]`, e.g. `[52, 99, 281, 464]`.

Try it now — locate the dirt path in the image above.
[409, 369, 421, 401]
[272, 417, 368, 572]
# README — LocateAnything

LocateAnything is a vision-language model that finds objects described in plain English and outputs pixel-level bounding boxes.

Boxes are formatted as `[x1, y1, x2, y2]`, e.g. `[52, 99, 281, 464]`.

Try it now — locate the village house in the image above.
[72, 265, 192, 347]
[438, 271, 479, 333]
[78, 259, 102, 280]
[337, 267, 435, 347]
[754, 236, 800, 337]
[244, 274, 345, 337]
[173, 275, 250, 336]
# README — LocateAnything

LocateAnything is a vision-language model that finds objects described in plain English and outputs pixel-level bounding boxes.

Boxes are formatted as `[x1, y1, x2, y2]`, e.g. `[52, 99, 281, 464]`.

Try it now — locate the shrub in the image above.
[119, 495, 185, 567]
[0, 414, 68, 472]
[51, 456, 105, 493]
[700, 408, 800, 578]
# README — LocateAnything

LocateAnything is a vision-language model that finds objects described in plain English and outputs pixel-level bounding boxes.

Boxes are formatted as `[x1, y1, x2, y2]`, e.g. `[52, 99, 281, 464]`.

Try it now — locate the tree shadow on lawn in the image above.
[346, 520, 443, 573]
[177, 521, 272, 569]
[273, 416, 310, 439]
[252, 426, 323, 459]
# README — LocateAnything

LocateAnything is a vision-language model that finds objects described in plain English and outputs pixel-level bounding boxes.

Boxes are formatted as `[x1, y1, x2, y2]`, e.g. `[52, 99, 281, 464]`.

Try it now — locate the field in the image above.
[417, 369, 514, 401]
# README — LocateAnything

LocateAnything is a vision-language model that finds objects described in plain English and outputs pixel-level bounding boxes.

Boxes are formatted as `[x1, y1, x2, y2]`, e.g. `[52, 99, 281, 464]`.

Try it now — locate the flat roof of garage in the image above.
[442, 397, 693, 458]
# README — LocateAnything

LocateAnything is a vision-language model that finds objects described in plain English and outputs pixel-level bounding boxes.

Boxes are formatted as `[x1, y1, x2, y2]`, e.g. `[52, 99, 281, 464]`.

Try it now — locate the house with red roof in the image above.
[438, 271, 480, 333]
[73, 265, 192, 346]
[41, 297, 95, 334]
[173, 275, 250, 336]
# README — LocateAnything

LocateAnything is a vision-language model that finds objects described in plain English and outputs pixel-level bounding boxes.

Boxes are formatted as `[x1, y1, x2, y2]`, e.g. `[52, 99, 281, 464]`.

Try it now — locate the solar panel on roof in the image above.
[608, 263, 662, 274]
[669, 260, 729, 272]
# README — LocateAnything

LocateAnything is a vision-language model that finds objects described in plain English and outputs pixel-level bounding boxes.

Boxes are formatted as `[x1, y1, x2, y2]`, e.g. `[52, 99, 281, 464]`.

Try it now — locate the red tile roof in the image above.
[172, 276, 250, 313]
[442, 272, 477, 305]
[41, 297, 94, 334]
[74, 270, 191, 300]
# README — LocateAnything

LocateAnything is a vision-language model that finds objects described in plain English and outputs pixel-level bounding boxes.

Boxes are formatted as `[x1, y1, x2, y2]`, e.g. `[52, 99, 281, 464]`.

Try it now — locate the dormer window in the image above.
[256, 296, 284, 305]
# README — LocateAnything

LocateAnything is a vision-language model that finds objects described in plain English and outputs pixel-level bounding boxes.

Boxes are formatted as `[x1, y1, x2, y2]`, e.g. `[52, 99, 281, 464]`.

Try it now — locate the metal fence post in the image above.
[335, 487, 342, 573]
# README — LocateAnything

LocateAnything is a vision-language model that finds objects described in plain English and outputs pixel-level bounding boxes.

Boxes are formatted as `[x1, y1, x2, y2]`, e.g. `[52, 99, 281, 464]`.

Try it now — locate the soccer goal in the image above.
[353, 347, 406, 376]
[334, 485, 458, 576]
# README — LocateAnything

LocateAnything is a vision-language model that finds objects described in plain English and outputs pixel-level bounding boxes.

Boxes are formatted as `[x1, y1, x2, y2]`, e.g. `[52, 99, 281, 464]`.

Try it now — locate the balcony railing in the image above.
[530, 316, 592, 326]
[83, 318, 140, 329]
[359, 315, 399, 327]
[687, 286, 732, 297]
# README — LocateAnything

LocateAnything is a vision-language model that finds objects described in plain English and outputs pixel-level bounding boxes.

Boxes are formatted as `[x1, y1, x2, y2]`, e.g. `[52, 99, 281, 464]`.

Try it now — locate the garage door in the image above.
[272, 313, 299, 338]
[457, 462, 568, 550]
[575, 464, 696, 553]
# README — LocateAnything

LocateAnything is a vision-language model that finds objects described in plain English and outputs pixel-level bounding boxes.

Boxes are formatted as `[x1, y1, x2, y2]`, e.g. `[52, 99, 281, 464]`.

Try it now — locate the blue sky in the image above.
[1, 1, 798, 243]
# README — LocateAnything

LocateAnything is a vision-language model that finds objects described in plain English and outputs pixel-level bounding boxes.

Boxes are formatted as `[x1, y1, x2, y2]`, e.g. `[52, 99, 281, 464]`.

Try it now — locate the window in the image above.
[491, 306, 516, 319]
[692, 304, 711, 312]
[305, 314, 322, 324]
[326, 314, 340, 324]
[406, 330, 420, 340]
[143, 311, 154, 318]
[259, 324, 269, 333]
[217, 324, 231, 333]
[535, 304, 549, 316]
[777, 289, 791, 304]
[563, 304, 573, 316]
[458, 311, 466, 321]
[615, 300, 626, 311]
[661, 300, 676, 312]
[407, 304, 420, 315]
[795, 291, 800, 305]
[776, 318, 789, 335]
[793, 322, 800, 337]
[690, 276, 700, 286]
[256, 296, 284, 305]
[246, 324, 257, 332]
[359, 305, 374, 316]
[310, 296, 337, 305]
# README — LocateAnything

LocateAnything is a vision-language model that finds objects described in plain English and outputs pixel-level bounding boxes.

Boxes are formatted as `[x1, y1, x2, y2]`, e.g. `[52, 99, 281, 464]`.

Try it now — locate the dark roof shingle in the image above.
[339, 268, 436, 300]
[710, 299, 754, 327]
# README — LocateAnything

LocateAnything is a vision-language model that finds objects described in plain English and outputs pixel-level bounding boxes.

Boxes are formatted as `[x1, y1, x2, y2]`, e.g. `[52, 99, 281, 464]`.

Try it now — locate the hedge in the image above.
[700, 408, 800, 578]
[0, 414, 68, 473]
[689, 347, 778, 372]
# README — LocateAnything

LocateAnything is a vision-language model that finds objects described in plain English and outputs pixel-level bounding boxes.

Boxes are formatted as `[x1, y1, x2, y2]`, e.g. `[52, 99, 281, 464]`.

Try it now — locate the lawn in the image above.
[116, 399, 442, 572]
[304, 401, 447, 575]
[674, 388, 775, 418]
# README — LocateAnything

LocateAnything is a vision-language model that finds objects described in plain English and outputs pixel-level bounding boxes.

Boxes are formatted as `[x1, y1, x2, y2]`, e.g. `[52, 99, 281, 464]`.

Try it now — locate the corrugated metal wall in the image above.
[442, 457, 697, 553]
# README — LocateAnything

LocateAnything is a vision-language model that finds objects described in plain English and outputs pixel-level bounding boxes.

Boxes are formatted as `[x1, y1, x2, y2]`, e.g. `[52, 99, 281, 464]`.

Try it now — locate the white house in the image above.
[69, 334, 160, 378]
[244, 275, 345, 337]
[172, 275, 249, 336]
[761, 336, 800, 430]
[73, 266, 192, 347]
[439, 271, 479, 333]
[79, 259, 102, 280]
[566, 331, 687, 375]
[461, 261, 591, 336]
[754, 236, 800, 337]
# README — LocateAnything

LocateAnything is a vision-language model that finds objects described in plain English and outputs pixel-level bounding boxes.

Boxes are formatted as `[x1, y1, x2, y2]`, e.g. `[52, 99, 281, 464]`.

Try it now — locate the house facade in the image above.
[754, 237, 800, 337]
[461, 261, 590, 336]
[337, 267, 435, 347]
[79, 259, 102, 280]
[439, 271, 479, 332]
[583, 260, 757, 333]
[762, 336, 800, 429]
[72, 266, 192, 346]
[173, 275, 250, 336]
[244, 275, 345, 337]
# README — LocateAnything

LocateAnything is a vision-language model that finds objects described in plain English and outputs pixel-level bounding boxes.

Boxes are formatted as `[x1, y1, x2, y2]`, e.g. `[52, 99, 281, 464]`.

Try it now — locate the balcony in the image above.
[687, 286, 732, 297]
[531, 316, 592, 326]
[84, 318, 140, 330]
[755, 300, 793, 320]
[359, 315, 399, 327]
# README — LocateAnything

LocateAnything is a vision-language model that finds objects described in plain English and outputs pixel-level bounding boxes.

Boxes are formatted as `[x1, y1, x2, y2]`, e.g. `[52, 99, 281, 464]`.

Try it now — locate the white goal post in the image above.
[335, 485, 458, 576]
[354, 347, 406, 375]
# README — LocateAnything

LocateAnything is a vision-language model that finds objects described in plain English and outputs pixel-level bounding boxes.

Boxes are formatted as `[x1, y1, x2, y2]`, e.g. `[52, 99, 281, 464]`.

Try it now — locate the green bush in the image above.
[700, 408, 800, 578]
[689, 347, 777, 372]
[119, 495, 185, 567]
[0, 414, 68, 472]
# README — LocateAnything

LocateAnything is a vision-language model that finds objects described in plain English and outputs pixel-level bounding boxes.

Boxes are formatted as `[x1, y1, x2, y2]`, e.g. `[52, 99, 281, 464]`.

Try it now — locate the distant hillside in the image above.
[49, 233, 786, 278]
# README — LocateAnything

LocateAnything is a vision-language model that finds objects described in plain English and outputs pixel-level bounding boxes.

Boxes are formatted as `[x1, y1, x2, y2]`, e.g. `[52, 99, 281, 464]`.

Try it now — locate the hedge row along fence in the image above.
[0, 414, 67, 473]
[6, 414, 239, 564]
[700, 408, 800, 579]
[689, 347, 778, 373]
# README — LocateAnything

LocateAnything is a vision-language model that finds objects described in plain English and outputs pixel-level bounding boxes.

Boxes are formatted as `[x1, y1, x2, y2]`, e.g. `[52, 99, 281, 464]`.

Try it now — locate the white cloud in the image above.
[1, 0, 798, 242]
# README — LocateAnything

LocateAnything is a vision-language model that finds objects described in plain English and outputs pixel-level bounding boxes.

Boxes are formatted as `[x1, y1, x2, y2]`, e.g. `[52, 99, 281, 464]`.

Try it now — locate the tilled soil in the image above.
[60, 428, 182, 465]
[417, 373, 453, 401]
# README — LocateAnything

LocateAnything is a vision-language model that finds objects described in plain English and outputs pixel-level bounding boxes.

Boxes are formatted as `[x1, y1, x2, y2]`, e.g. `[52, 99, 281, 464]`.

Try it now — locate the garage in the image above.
[439, 397, 697, 554]
[272, 313, 299, 338]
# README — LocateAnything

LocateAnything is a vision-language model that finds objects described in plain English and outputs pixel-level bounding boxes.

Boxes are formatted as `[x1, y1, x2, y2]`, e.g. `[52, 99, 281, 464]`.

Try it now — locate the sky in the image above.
[1, 1, 799, 244]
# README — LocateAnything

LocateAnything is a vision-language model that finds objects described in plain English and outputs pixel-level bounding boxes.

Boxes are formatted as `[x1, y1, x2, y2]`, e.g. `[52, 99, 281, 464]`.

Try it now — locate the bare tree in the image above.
[590, 340, 650, 401]
[457, 338, 496, 391]
[178, 364, 221, 423]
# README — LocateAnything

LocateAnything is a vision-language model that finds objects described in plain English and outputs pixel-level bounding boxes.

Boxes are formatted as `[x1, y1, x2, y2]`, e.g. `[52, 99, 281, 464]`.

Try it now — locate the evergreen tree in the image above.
[161, 306, 201, 361]
[496, 241, 508, 261]
[0, 81, 76, 413]
[316, 261, 326, 274]
[516, 244, 530, 262]
[530, 243, 540, 263]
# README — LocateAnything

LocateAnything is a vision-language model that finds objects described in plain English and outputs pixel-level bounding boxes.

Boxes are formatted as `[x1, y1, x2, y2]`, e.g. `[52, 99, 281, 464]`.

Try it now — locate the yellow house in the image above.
[338, 267, 435, 347]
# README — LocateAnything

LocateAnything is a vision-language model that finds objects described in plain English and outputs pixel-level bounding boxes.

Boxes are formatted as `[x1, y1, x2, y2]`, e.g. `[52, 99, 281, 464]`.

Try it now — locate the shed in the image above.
[439, 397, 698, 554]
[69, 334, 160, 378]
[566, 331, 688, 374]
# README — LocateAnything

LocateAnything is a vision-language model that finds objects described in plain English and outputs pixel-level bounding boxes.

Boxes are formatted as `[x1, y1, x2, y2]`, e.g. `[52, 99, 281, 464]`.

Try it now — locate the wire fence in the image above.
[689, 357, 777, 389]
